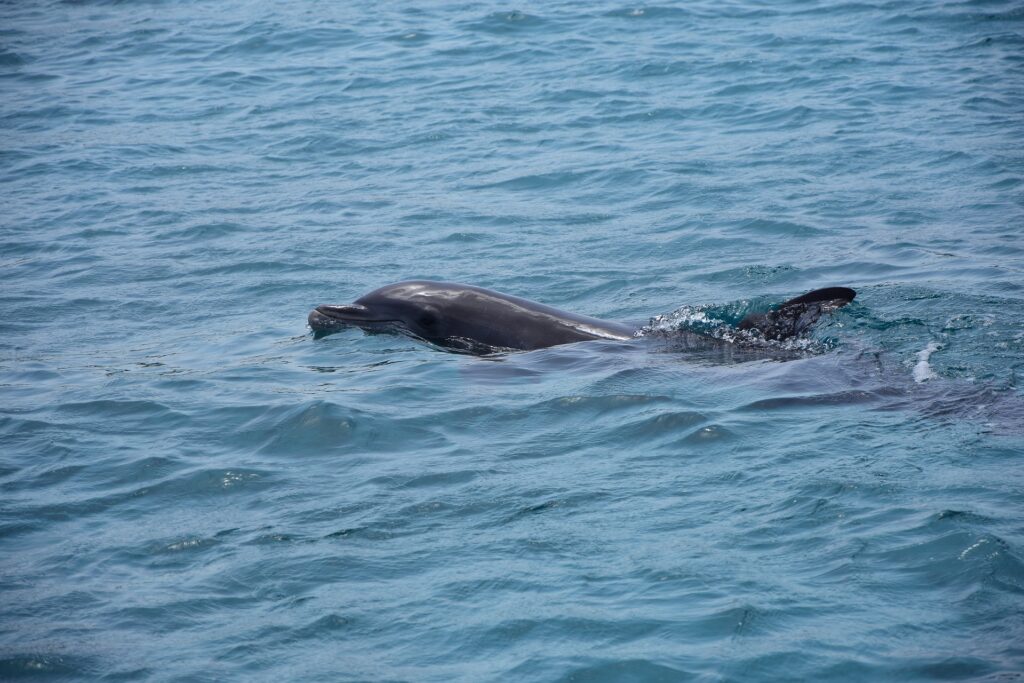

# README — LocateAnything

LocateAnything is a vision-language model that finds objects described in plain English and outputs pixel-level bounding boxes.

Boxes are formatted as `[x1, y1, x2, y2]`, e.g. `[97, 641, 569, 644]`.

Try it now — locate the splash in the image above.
[913, 341, 942, 383]
[638, 302, 828, 354]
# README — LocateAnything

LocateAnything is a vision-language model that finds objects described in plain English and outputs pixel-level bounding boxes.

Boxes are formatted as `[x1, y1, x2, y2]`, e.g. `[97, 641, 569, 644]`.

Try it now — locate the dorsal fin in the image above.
[779, 287, 856, 308]
[737, 287, 856, 341]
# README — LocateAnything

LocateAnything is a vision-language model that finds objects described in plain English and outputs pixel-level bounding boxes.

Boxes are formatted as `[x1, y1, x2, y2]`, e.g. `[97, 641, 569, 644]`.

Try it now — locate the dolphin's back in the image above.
[363, 281, 636, 350]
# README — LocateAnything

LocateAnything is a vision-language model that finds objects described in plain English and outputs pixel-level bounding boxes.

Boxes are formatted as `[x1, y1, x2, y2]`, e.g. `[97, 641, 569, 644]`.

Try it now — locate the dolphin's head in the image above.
[308, 281, 453, 342]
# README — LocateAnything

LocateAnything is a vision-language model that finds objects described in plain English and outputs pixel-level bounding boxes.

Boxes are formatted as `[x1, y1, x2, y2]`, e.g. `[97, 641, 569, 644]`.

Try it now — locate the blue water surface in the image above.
[2, 0, 1023, 680]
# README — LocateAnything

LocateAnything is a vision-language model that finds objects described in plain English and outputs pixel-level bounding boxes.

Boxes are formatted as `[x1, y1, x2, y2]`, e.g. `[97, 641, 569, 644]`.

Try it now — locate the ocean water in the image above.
[2, 0, 1023, 680]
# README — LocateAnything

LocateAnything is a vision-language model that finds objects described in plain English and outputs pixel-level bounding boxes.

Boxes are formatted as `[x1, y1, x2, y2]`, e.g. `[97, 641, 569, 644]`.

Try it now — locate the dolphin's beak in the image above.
[308, 303, 398, 332]
[315, 304, 371, 321]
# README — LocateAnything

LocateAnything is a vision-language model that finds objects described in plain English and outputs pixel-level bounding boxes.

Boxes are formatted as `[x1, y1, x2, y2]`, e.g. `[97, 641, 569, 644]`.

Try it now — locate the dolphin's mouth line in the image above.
[313, 304, 397, 324]
[308, 304, 406, 336]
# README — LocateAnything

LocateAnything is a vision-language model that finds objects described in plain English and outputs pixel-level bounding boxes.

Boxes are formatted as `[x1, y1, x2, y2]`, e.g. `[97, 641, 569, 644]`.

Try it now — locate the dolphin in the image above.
[308, 280, 855, 354]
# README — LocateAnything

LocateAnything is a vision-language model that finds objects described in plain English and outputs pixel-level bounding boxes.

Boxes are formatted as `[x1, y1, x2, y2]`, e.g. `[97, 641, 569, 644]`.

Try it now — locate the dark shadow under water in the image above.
[310, 299, 1024, 436]
[448, 335, 1024, 437]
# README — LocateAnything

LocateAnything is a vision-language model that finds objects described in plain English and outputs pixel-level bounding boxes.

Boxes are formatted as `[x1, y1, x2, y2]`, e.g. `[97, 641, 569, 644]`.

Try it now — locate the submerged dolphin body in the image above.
[308, 280, 856, 354]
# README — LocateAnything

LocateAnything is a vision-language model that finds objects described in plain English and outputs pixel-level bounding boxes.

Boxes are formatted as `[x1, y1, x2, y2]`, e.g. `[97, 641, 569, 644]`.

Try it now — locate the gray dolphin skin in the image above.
[309, 280, 856, 354]
[309, 280, 636, 353]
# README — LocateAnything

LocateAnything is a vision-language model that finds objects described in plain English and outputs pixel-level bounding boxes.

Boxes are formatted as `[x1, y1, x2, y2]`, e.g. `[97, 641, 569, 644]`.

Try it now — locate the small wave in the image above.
[604, 7, 693, 20]
[0, 655, 100, 680]
[463, 11, 546, 34]
[0, 49, 27, 67]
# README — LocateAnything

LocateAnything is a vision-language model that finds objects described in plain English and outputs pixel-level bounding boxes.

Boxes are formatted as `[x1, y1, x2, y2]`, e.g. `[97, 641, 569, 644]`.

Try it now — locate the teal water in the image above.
[2, 0, 1023, 680]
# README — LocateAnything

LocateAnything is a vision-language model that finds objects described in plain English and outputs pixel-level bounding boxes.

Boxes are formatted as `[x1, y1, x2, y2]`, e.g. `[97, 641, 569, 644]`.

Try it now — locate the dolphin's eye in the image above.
[418, 312, 438, 328]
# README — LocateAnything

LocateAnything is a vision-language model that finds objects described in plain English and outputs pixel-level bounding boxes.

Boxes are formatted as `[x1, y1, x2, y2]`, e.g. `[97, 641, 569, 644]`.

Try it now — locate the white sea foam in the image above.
[640, 304, 823, 353]
[913, 342, 942, 383]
